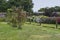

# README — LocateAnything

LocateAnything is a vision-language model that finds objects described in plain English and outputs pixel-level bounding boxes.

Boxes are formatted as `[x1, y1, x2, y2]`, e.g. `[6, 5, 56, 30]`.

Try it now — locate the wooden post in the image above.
[55, 18, 58, 29]
[56, 20, 58, 29]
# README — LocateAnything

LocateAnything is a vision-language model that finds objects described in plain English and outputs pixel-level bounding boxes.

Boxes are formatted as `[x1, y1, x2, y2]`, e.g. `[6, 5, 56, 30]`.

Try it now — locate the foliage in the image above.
[32, 16, 56, 24]
[7, 7, 26, 29]
[38, 6, 60, 17]
[37, 16, 56, 24]
[38, 8, 45, 12]
[0, 0, 7, 12]
[43, 18, 56, 24]
[0, 18, 5, 22]
[0, 0, 33, 13]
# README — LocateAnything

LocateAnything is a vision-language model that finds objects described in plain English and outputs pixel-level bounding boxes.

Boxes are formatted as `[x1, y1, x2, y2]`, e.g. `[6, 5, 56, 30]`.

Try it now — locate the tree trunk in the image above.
[18, 25, 22, 29]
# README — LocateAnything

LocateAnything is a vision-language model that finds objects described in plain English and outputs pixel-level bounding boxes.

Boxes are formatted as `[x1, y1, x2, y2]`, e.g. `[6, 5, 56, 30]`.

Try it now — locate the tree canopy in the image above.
[0, 0, 7, 12]
[0, 0, 33, 12]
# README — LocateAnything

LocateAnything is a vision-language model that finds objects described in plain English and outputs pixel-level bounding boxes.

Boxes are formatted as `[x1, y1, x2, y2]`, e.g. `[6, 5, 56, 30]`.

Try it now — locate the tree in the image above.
[38, 8, 45, 12]
[0, 0, 7, 12]
[7, 7, 26, 29]
[54, 6, 60, 12]
[7, 0, 33, 12]
[44, 7, 52, 17]
[0, 0, 33, 13]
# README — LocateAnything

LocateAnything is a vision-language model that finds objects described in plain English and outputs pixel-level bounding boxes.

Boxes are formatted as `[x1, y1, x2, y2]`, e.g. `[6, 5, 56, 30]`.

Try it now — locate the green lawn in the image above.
[0, 22, 60, 40]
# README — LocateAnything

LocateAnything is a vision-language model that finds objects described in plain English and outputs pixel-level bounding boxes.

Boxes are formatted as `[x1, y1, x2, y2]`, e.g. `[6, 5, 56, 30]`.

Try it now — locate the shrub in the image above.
[0, 18, 5, 22]
[44, 18, 56, 24]
[7, 8, 26, 29]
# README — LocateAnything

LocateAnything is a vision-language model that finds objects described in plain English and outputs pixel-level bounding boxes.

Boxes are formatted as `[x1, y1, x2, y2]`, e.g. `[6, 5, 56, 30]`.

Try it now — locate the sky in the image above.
[32, 0, 60, 12]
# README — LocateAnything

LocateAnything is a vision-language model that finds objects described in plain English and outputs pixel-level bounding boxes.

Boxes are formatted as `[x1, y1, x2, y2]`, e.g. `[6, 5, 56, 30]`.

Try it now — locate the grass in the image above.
[0, 22, 60, 40]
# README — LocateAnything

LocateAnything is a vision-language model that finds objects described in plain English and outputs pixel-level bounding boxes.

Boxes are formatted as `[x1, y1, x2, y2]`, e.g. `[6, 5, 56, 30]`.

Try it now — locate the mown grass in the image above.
[0, 22, 60, 40]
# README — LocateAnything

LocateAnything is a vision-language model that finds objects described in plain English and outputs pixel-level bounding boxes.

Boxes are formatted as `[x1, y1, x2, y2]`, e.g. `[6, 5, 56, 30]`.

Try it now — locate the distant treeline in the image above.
[38, 6, 60, 17]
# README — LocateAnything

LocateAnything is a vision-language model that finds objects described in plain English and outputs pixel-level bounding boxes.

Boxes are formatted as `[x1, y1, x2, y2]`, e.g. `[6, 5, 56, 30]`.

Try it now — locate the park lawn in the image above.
[0, 22, 60, 40]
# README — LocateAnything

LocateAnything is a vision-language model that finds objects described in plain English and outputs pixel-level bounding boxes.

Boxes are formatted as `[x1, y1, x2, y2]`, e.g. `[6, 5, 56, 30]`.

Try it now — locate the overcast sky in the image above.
[32, 0, 60, 12]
